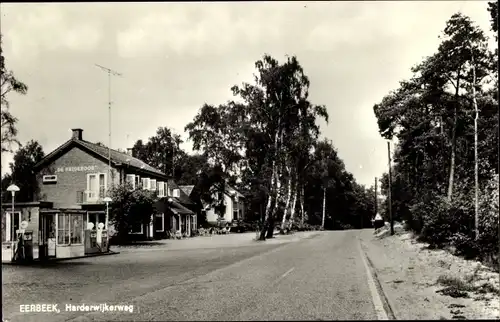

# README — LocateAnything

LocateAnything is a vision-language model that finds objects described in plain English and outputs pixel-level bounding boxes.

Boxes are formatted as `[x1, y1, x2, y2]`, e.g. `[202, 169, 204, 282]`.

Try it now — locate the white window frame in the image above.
[142, 178, 150, 191]
[86, 173, 107, 201]
[155, 213, 165, 232]
[150, 179, 157, 192]
[172, 188, 180, 198]
[130, 222, 144, 234]
[5, 211, 22, 242]
[135, 175, 141, 189]
[42, 175, 58, 183]
[158, 181, 165, 197]
[126, 174, 136, 190]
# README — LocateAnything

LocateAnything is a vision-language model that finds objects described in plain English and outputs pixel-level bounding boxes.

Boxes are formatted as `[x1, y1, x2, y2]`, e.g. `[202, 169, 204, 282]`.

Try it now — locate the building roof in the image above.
[155, 197, 194, 215]
[34, 137, 166, 178]
[167, 180, 194, 205]
[179, 185, 195, 197]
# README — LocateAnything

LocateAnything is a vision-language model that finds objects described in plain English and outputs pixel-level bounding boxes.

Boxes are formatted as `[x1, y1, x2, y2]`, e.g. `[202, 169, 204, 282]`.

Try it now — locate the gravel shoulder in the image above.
[359, 228, 500, 320]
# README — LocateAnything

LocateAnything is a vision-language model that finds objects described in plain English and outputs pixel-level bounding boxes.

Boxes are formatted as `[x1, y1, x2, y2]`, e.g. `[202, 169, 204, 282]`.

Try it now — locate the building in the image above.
[2, 128, 196, 261]
[181, 183, 245, 226]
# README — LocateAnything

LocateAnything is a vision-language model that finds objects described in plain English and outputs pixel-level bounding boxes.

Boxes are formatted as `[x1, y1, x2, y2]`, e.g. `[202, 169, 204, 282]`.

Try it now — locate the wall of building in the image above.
[1, 206, 39, 244]
[37, 147, 120, 208]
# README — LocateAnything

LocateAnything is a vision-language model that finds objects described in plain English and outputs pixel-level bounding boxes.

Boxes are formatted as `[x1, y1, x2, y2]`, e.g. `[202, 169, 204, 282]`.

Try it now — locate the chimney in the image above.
[127, 148, 133, 156]
[71, 128, 83, 140]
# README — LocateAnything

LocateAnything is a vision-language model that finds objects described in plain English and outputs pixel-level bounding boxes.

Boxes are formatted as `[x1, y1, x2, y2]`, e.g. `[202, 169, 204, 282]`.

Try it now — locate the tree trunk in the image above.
[260, 160, 276, 240]
[471, 54, 479, 240]
[281, 166, 293, 233]
[300, 185, 305, 226]
[447, 74, 461, 202]
[260, 127, 281, 240]
[288, 182, 298, 230]
[268, 152, 283, 239]
[321, 186, 326, 229]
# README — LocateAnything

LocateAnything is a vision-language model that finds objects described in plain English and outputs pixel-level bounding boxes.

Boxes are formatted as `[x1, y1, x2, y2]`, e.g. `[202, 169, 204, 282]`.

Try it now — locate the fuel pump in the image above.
[12, 221, 33, 262]
[85, 222, 100, 254]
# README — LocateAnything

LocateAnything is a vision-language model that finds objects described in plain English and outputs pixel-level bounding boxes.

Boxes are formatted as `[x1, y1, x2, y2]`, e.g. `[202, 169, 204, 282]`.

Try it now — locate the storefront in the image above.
[39, 210, 88, 259]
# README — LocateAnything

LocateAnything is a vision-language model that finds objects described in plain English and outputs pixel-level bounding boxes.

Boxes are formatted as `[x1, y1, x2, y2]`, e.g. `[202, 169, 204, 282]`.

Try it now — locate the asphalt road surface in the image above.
[2, 230, 383, 321]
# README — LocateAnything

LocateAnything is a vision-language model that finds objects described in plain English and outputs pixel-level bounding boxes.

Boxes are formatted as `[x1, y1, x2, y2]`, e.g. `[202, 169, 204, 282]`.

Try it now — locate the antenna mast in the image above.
[95, 64, 123, 192]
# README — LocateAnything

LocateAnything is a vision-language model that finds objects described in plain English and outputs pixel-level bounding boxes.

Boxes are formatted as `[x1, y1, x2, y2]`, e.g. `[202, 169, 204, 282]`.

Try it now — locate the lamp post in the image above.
[103, 197, 112, 249]
[7, 184, 20, 260]
[7, 184, 20, 219]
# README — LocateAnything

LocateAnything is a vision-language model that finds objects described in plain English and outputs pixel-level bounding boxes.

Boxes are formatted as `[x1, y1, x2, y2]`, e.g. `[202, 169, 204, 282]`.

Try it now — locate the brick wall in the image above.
[36, 147, 120, 208]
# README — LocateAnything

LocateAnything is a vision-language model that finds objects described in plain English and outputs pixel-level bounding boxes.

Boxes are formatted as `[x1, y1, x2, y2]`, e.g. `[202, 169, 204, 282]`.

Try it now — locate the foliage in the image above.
[1, 34, 28, 153]
[108, 183, 156, 243]
[373, 10, 498, 266]
[1, 140, 44, 203]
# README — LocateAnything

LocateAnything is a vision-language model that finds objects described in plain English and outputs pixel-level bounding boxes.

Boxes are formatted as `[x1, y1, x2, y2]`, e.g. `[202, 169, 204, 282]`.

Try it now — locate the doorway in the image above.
[41, 214, 56, 257]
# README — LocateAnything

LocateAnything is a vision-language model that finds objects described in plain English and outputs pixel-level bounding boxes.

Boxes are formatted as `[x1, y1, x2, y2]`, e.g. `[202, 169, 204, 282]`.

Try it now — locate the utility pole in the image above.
[374, 177, 378, 216]
[95, 64, 123, 192]
[387, 141, 394, 236]
[321, 185, 326, 230]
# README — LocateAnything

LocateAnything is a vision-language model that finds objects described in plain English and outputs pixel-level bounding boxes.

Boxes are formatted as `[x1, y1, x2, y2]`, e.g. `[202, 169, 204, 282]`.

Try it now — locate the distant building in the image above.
[181, 183, 245, 226]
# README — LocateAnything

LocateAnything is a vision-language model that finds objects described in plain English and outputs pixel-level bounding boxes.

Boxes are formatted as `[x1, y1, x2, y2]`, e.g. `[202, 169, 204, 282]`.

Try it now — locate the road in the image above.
[2, 230, 383, 321]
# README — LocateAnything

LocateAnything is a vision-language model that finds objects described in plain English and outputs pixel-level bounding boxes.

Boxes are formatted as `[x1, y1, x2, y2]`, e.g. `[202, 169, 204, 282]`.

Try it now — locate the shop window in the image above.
[155, 213, 164, 232]
[71, 214, 84, 244]
[57, 214, 84, 245]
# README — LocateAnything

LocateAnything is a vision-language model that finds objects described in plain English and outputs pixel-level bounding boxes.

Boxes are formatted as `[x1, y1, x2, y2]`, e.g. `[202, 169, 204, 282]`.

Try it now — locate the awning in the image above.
[155, 198, 194, 216]
[170, 200, 194, 215]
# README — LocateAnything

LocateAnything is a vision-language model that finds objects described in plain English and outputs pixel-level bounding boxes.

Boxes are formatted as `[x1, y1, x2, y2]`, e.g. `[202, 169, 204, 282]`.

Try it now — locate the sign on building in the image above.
[55, 166, 97, 173]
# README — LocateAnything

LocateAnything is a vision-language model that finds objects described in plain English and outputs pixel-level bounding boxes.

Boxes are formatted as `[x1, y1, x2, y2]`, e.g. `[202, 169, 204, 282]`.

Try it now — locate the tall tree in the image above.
[1, 140, 44, 203]
[1, 34, 28, 153]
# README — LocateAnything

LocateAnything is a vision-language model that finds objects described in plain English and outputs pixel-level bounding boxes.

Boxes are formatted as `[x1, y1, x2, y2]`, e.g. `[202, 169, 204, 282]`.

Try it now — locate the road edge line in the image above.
[358, 239, 395, 320]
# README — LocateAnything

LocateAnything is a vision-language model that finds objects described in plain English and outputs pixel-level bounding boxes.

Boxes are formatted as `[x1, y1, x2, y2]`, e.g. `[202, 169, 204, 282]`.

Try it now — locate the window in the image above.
[5, 212, 21, 242]
[150, 179, 157, 191]
[87, 173, 107, 200]
[98, 174, 106, 198]
[135, 175, 141, 189]
[158, 181, 165, 197]
[172, 188, 180, 198]
[155, 213, 164, 232]
[142, 178, 150, 190]
[71, 214, 84, 244]
[233, 199, 238, 221]
[42, 175, 57, 183]
[57, 213, 84, 245]
[130, 222, 143, 234]
[126, 174, 135, 190]
[165, 182, 170, 196]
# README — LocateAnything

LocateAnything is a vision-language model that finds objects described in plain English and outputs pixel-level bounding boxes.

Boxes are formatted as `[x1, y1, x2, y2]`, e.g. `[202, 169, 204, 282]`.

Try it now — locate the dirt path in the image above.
[360, 229, 499, 320]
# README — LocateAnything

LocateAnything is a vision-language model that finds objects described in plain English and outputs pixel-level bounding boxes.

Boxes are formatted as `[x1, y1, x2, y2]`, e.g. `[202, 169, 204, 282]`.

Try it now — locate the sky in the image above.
[0, 1, 495, 188]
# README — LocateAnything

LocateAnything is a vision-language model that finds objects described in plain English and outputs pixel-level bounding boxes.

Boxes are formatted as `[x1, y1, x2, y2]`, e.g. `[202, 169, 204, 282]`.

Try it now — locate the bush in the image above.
[414, 196, 454, 247]
[477, 174, 499, 264]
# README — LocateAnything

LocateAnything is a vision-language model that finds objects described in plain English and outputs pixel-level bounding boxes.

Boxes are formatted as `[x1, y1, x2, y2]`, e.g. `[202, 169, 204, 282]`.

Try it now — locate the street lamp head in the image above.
[103, 197, 112, 203]
[7, 184, 20, 193]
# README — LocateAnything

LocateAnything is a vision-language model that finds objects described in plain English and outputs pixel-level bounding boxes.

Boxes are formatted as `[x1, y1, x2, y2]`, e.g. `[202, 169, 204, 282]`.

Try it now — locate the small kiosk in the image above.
[39, 209, 109, 260]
